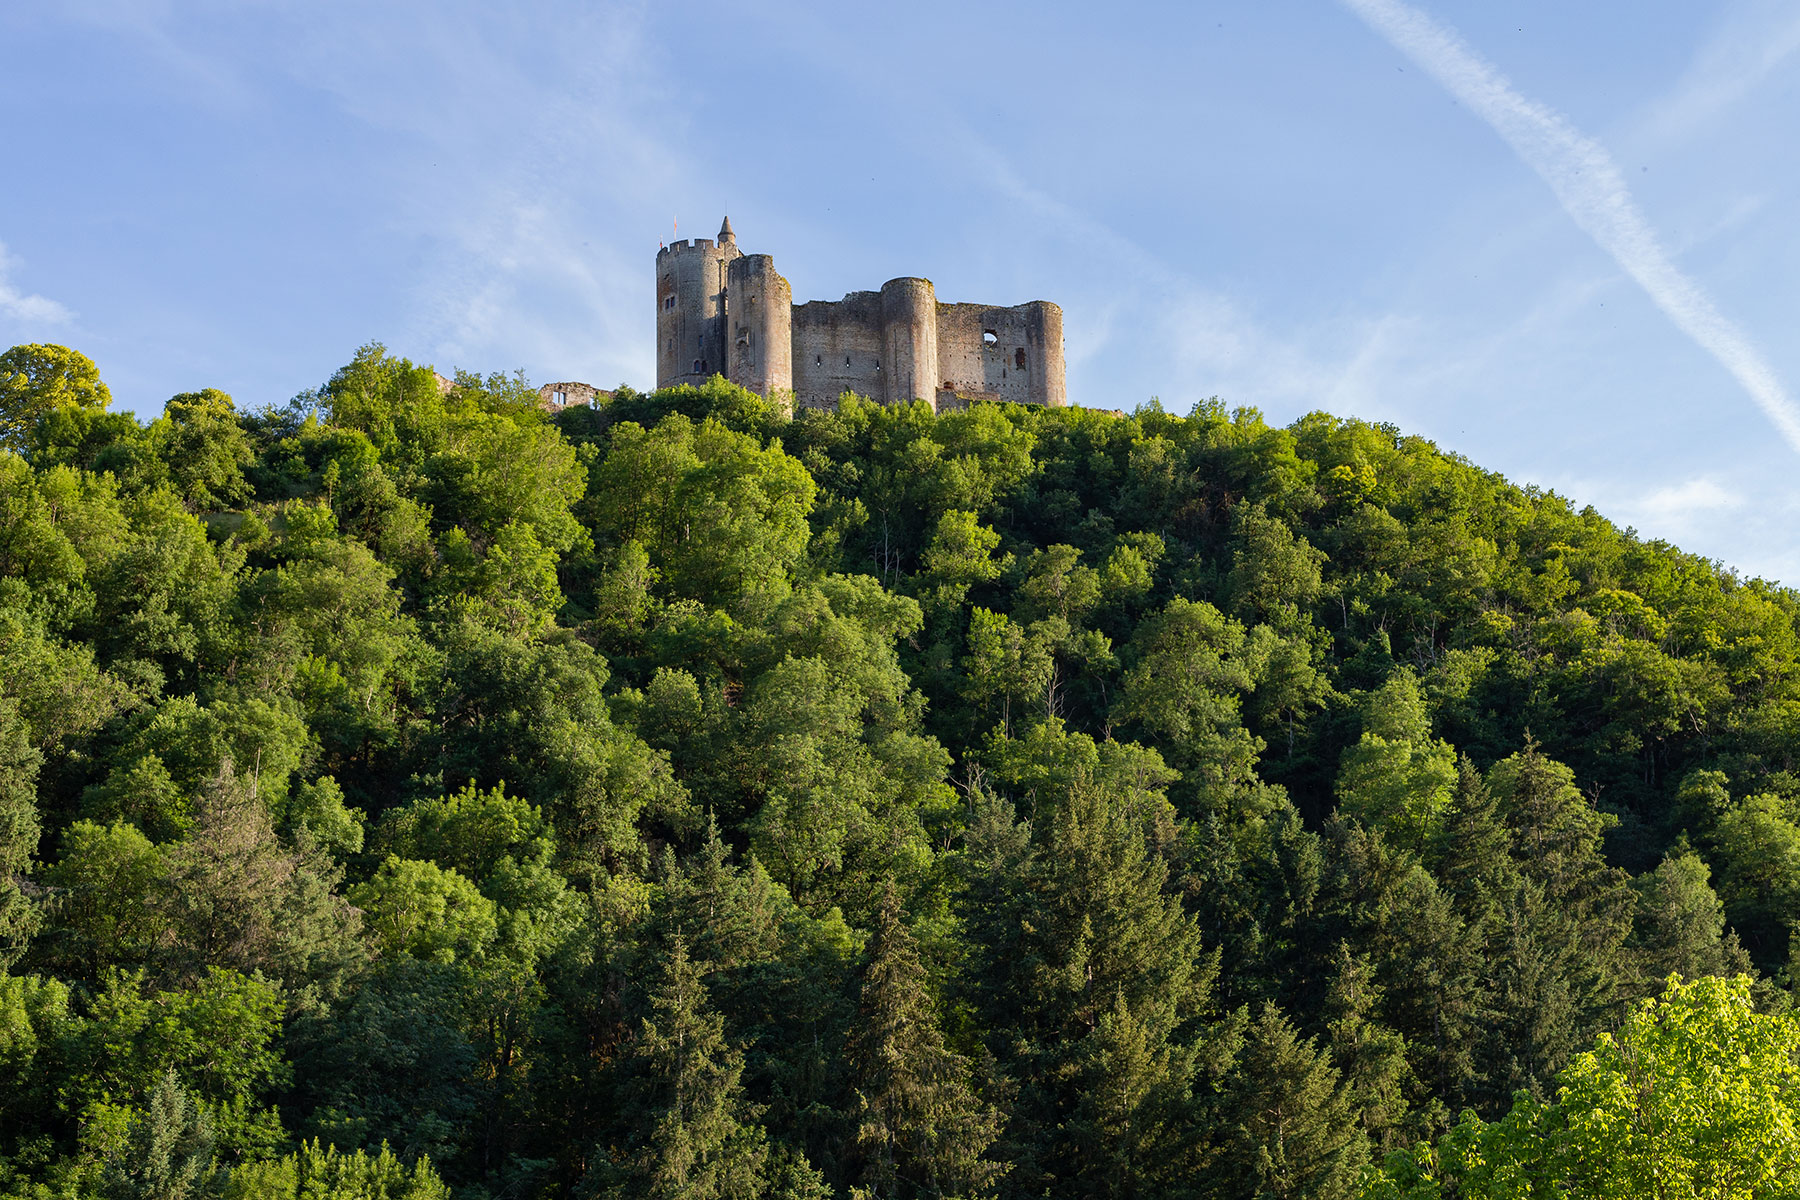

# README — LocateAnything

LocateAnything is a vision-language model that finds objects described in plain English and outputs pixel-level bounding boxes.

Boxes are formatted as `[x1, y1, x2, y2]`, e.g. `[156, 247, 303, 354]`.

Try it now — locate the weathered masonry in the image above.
[656, 217, 1065, 413]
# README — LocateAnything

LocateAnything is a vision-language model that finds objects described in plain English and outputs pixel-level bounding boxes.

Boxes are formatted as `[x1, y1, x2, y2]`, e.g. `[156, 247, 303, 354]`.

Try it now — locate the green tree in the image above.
[1, 343, 112, 450]
[602, 935, 774, 1200]
[150, 389, 254, 511]
[1366, 975, 1800, 1199]
[848, 884, 1004, 1200]
[1218, 1005, 1365, 1200]
[961, 773, 1225, 1198]
[1712, 792, 1800, 966]
[221, 1139, 450, 1200]
[0, 697, 42, 969]
[591, 414, 814, 610]
[97, 1068, 214, 1200]
[1628, 847, 1749, 996]
[1335, 671, 1457, 853]
[352, 857, 498, 965]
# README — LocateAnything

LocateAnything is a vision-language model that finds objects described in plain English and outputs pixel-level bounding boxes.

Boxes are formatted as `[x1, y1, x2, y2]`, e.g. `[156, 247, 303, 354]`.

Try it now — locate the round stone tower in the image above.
[655, 217, 742, 389]
[1025, 301, 1066, 408]
[879, 277, 938, 407]
[727, 253, 793, 404]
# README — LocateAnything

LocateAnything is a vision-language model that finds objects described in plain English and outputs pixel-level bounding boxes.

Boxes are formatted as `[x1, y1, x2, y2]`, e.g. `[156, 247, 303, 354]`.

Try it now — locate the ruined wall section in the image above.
[538, 381, 608, 411]
[726, 254, 793, 403]
[790, 292, 886, 411]
[656, 237, 741, 389]
[934, 301, 1064, 408]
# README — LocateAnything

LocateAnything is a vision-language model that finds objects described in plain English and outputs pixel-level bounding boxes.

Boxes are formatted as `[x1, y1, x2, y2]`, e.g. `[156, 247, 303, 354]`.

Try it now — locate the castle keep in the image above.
[656, 217, 1065, 412]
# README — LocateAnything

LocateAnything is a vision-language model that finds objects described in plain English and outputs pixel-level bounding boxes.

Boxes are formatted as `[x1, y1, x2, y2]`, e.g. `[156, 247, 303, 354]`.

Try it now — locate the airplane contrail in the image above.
[1341, 0, 1800, 453]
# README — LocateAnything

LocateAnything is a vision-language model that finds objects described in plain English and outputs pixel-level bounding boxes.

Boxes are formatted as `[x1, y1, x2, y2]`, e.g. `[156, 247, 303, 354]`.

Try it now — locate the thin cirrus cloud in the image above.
[1340, 0, 1800, 456]
[0, 242, 72, 326]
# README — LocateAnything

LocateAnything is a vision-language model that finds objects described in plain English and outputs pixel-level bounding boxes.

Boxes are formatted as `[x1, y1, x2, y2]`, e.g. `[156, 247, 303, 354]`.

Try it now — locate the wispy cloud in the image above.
[1637, 2, 1800, 148]
[0, 242, 72, 325]
[1634, 477, 1744, 522]
[1340, 0, 1800, 455]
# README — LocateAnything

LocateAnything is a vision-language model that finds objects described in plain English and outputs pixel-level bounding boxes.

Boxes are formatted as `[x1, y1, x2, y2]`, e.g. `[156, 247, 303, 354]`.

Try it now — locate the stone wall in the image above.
[791, 291, 887, 410]
[538, 381, 607, 411]
[935, 301, 1063, 408]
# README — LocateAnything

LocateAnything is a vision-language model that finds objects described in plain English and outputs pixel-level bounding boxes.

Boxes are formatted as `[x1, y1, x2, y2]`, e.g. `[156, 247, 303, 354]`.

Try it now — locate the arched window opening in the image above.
[982, 329, 998, 346]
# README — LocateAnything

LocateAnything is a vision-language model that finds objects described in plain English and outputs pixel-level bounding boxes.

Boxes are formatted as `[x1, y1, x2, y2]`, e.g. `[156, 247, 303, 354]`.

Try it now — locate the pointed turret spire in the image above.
[718, 215, 735, 245]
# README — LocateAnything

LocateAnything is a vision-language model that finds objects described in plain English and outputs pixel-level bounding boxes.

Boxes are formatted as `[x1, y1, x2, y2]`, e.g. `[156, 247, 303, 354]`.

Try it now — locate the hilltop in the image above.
[2, 339, 1798, 1196]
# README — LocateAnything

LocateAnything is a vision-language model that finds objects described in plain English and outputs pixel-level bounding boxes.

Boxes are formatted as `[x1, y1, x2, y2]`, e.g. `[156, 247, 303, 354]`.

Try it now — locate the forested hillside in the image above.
[4, 340, 1800, 1197]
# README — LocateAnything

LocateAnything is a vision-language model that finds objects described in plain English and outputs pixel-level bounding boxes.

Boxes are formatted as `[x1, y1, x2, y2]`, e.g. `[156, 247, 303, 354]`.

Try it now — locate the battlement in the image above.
[656, 237, 720, 257]
[656, 217, 1065, 412]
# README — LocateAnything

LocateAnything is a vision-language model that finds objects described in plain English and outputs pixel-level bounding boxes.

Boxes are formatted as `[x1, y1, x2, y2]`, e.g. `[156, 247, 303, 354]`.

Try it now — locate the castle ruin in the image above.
[656, 217, 1065, 412]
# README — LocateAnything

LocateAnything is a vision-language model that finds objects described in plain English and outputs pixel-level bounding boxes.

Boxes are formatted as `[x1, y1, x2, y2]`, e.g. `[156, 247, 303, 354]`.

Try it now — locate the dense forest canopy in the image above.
[3, 339, 1800, 1197]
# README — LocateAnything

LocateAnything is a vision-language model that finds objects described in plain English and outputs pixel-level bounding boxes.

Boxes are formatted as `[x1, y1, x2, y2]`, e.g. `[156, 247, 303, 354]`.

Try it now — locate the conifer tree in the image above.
[847, 883, 1003, 1200]
[1320, 943, 1414, 1154]
[1218, 1005, 1364, 1200]
[100, 1068, 214, 1200]
[605, 935, 771, 1200]
[1432, 757, 1514, 916]
[961, 777, 1225, 1198]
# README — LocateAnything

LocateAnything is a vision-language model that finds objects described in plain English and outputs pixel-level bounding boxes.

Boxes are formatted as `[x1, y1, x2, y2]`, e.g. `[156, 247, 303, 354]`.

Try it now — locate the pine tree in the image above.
[1432, 757, 1514, 918]
[1320, 943, 1414, 1153]
[848, 883, 1003, 1200]
[1218, 1005, 1365, 1200]
[606, 935, 772, 1200]
[650, 824, 855, 1182]
[962, 778, 1225, 1198]
[100, 1068, 214, 1200]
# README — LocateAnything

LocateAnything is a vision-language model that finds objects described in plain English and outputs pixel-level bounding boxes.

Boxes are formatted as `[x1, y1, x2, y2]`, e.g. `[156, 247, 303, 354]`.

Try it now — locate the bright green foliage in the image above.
[1363, 975, 1800, 1199]
[1712, 792, 1800, 961]
[152, 389, 254, 511]
[592, 415, 814, 609]
[0, 343, 111, 451]
[97, 1067, 214, 1200]
[1336, 671, 1457, 852]
[221, 1139, 449, 1200]
[917, 509, 1009, 615]
[351, 857, 498, 964]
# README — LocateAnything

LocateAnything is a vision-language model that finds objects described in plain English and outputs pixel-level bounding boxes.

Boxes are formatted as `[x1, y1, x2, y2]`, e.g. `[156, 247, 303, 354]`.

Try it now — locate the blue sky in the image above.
[4, 1, 1800, 583]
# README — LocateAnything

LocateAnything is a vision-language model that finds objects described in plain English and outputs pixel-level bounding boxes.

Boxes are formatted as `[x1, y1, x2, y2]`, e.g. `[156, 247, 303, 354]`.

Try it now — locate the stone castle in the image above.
[656, 217, 1065, 412]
